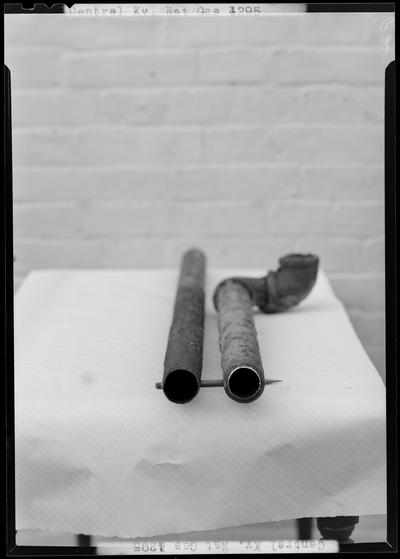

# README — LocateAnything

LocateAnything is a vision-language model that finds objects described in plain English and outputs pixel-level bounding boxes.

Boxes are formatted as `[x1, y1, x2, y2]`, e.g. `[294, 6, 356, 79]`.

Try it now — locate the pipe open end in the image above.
[227, 367, 263, 403]
[163, 370, 200, 404]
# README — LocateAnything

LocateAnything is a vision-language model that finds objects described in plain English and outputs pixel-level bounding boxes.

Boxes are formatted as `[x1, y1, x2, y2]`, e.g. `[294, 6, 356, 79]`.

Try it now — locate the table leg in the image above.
[297, 518, 313, 539]
[316, 516, 359, 542]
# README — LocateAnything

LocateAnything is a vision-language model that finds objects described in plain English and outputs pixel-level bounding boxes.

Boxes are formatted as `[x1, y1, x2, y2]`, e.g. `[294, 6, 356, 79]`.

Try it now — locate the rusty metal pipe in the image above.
[215, 280, 265, 403]
[213, 253, 319, 403]
[160, 248, 206, 404]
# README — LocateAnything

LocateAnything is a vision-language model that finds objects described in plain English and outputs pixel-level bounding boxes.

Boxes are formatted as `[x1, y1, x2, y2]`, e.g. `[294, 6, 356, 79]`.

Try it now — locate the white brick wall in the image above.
[6, 12, 394, 379]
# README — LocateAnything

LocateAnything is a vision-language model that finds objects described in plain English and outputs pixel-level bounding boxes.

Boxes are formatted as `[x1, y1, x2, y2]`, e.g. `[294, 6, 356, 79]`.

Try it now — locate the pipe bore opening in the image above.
[228, 367, 262, 401]
[163, 370, 199, 404]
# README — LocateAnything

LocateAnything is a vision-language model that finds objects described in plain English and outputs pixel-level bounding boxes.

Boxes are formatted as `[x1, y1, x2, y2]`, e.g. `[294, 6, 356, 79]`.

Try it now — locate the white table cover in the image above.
[14, 268, 386, 538]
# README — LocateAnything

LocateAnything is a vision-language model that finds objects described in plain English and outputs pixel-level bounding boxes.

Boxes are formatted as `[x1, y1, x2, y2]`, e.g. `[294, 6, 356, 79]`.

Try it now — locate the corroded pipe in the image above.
[213, 254, 319, 403]
[215, 280, 265, 403]
[159, 248, 206, 404]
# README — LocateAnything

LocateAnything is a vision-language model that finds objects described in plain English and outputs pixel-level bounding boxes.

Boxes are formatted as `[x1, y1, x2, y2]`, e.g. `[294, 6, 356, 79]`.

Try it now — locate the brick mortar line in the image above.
[6, 44, 391, 54]
[9, 84, 387, 94]
[12, 199, 385, 207]
[12, 235, 384, 241]
[11, 162, 385, 167]
[29, 83, 389, 90]
[8, 81, 389, 90]
[11, 163, 383, 170]
[12, 122, 384, 131]
[10, 161, 384, 174]
[11, 198, 386, 206]
[11, 258, 385, 282]
[11, 119, 385, 128]
[11, 234, 386, 241]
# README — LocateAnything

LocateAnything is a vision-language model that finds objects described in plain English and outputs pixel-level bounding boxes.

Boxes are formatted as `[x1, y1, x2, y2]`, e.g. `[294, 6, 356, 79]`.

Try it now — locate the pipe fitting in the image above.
[213, 253, 319, 314]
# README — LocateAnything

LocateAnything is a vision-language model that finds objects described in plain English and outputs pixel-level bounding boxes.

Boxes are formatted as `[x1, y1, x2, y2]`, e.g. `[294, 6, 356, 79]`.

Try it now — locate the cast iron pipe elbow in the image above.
[213, 253, 319, 314]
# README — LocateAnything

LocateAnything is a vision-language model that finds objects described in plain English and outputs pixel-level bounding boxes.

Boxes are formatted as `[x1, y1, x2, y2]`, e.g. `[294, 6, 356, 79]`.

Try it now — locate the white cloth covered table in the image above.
[14, 268, 386, 538]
